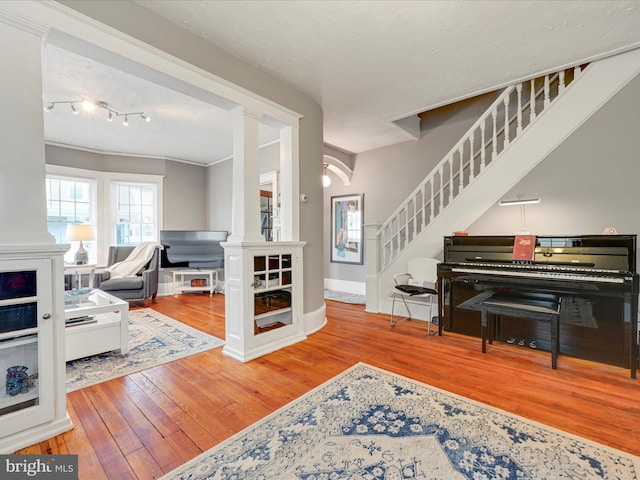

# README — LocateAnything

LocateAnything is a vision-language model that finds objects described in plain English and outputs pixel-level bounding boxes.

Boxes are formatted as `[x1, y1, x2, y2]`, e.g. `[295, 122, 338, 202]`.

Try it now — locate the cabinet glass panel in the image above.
[0, 303, 37, 334]
[268, 255, 279, 270]
[0, 336, 39, 416]
[254, 256, 266, 272]
[0, 271, 36, 300]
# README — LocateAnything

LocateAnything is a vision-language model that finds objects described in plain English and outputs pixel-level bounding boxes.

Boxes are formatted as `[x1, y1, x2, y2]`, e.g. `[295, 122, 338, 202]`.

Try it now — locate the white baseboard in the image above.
[324, 278, 366, 295]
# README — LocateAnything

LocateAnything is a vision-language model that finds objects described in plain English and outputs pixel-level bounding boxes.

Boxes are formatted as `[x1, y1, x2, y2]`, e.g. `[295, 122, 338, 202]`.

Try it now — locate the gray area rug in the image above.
[66, 308, 224, 392]
[324, 289, 366, 305]
[160, 363, 638, 479]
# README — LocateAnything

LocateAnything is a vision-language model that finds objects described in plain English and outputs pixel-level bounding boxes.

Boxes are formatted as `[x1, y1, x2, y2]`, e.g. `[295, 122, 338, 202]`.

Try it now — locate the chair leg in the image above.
[390, 293, 412, 327]
[425, 298, 438, 336]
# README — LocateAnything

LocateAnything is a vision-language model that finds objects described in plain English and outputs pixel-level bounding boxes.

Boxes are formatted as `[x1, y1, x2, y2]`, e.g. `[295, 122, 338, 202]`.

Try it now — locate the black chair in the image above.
[93, 246, 160, 306]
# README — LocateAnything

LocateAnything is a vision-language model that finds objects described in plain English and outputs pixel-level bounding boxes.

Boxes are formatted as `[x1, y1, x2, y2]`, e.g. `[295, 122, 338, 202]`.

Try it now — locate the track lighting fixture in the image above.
[44, 99, 151, 126]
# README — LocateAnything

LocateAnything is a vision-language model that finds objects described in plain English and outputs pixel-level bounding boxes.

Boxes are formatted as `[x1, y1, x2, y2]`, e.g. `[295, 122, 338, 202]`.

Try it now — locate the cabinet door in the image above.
[0, 258, 54, 437]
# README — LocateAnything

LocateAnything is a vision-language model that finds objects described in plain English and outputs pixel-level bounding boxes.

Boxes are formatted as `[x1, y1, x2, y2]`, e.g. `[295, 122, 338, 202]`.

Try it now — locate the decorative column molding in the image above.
[279, 125, 300, 241]
[0, 19, 54, 245]
[364, 223, 381, 313]
[228, 106, 265, 243]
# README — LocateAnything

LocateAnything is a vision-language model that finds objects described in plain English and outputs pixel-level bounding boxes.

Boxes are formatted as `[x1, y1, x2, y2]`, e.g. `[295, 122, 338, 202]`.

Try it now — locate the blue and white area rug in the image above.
[66, 308, 224, 392]
[161, 362, 638, 480]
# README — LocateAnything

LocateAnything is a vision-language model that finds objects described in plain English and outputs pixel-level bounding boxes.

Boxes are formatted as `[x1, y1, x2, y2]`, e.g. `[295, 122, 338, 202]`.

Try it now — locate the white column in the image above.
[228, 106, 264, 243]
[279, 125, 300, 241]
[0, 21, 54, 245]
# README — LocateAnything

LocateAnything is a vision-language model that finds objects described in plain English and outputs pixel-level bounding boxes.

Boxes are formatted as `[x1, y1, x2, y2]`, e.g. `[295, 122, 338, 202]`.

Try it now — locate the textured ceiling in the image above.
[43, 1, 640, 165]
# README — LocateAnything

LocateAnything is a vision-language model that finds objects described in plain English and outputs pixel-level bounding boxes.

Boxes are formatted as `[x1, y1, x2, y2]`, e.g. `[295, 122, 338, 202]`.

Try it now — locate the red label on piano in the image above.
[512, 235, 536, 261]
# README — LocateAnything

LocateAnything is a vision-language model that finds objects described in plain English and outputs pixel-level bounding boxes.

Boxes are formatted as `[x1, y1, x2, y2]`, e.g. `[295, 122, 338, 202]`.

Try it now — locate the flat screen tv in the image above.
[160, 230, 228, 269]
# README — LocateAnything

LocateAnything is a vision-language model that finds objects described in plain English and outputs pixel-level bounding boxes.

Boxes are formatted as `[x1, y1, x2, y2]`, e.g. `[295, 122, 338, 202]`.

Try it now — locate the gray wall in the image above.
[60, 0, 325, 314]
[323, 93, 499, 283]
[46, 145, 207, 230]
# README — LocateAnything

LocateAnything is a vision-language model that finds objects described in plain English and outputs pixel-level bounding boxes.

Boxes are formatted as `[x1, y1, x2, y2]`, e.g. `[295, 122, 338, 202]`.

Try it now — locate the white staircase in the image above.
[366, 48, 640, 315]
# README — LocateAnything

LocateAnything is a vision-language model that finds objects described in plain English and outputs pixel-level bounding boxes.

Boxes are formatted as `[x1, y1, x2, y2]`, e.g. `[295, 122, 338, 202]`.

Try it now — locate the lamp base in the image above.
[73, 242, 89, 265]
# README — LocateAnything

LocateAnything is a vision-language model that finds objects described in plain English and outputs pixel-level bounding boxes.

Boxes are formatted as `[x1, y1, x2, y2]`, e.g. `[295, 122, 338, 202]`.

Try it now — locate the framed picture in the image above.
[331, 193, 364, 264]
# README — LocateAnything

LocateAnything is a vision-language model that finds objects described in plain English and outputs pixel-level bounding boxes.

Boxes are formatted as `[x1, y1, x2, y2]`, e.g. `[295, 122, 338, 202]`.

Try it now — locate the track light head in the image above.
[70, 103, 79, 115]
[140, 114, 150, 123]
[122, 115, 128, 126]
[107, 111, 113, 122]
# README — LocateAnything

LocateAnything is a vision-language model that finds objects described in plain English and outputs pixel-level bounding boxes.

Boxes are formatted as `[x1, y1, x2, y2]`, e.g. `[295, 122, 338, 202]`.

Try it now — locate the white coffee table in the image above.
[64, 289, 129, 362]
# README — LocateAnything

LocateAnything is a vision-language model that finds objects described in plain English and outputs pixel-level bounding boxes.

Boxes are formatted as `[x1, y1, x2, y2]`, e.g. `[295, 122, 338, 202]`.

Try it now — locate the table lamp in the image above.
[66, 224, 94, 265]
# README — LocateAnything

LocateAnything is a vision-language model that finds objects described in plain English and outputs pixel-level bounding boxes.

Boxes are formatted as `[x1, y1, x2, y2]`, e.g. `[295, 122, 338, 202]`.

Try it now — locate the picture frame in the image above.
[330, 193, 364, 265]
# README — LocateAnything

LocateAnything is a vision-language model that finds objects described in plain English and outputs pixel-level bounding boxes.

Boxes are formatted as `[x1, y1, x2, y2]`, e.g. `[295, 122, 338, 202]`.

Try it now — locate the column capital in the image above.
[230, 105, 263, 121]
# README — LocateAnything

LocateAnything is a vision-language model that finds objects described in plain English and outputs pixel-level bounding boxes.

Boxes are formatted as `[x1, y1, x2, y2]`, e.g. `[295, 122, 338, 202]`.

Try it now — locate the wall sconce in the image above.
[498, 195, 540, 234]
[498, 198, 540, 206]
[322, 163, 331, 188]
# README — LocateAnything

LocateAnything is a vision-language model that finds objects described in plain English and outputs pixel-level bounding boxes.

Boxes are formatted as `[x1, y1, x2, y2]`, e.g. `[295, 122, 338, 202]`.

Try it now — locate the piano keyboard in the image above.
[450, 266, 627, 284]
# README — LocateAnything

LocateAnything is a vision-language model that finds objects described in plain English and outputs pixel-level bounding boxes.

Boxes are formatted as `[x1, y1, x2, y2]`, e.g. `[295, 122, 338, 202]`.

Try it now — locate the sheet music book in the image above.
[512, 235, 536, 261]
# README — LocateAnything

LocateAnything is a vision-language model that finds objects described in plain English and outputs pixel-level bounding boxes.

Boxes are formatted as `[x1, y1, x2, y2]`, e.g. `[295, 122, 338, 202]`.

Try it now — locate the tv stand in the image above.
[173, 269, 218, 297]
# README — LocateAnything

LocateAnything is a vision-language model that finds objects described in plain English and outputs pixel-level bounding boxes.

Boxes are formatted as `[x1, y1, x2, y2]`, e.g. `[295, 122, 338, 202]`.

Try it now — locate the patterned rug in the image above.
[160, 363, 638, 480]
[324, 289, 366, 305]
[66, 308, 224, 392]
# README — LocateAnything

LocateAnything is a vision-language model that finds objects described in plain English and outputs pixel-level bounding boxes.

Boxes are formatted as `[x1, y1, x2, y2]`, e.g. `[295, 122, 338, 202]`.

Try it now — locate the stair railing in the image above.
[377, 65, 587, 271]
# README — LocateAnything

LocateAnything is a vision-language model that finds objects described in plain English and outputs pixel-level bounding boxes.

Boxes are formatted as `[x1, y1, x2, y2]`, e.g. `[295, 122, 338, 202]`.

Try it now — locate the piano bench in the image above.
[480, 292, 562, 369]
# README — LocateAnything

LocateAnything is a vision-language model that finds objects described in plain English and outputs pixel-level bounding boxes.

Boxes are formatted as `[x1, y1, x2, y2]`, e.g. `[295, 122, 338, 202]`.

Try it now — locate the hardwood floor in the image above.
[18, 293, 640, 478]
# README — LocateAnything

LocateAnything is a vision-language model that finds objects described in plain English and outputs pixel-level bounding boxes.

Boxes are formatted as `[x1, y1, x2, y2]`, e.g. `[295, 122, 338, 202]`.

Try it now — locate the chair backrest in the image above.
[107, 246, 160, 273]
[407, 257, 440, 284]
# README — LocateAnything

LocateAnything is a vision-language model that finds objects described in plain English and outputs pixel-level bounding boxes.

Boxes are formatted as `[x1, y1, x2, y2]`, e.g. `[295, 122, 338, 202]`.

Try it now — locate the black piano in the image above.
[437, 235, 639, 378]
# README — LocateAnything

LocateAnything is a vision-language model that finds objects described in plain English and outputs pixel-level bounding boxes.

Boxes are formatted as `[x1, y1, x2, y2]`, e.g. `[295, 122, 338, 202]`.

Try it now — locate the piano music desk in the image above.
[481, 292, 562, 369]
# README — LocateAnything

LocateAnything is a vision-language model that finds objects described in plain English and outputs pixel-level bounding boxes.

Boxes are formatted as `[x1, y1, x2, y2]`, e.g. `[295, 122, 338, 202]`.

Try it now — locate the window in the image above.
[46, 174, 97, 264]
[46, 166, 163, 265]
[113, 182, 158, 246]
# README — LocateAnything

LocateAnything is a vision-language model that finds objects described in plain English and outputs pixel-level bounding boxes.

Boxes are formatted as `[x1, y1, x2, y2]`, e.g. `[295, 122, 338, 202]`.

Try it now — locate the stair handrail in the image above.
[376, 66, 586, 272]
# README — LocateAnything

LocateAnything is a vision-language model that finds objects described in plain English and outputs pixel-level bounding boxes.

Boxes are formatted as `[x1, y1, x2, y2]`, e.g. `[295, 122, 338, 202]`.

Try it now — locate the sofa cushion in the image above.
[99, 276, 144, 291]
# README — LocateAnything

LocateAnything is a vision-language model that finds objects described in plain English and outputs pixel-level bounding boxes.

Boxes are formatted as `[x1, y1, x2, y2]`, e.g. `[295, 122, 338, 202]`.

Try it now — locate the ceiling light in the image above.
[322, 163, 331, 188]
[499, 198, 540, 206]
[44, 98, 151, 126]
[81, 100, 95, 111]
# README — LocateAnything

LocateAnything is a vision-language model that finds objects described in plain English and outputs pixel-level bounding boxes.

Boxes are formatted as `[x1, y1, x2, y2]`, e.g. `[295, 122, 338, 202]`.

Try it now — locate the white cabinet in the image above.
[0, 247, 72, 453]
[222, 242, 305, 362]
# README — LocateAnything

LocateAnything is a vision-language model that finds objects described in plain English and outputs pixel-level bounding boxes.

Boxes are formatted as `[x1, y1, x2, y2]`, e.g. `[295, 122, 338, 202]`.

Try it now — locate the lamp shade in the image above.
[66, 224, 95, 242]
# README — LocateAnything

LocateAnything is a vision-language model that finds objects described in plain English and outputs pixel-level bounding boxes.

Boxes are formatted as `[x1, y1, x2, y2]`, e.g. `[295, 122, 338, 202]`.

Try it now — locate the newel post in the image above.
[365, 223, 381, 313]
